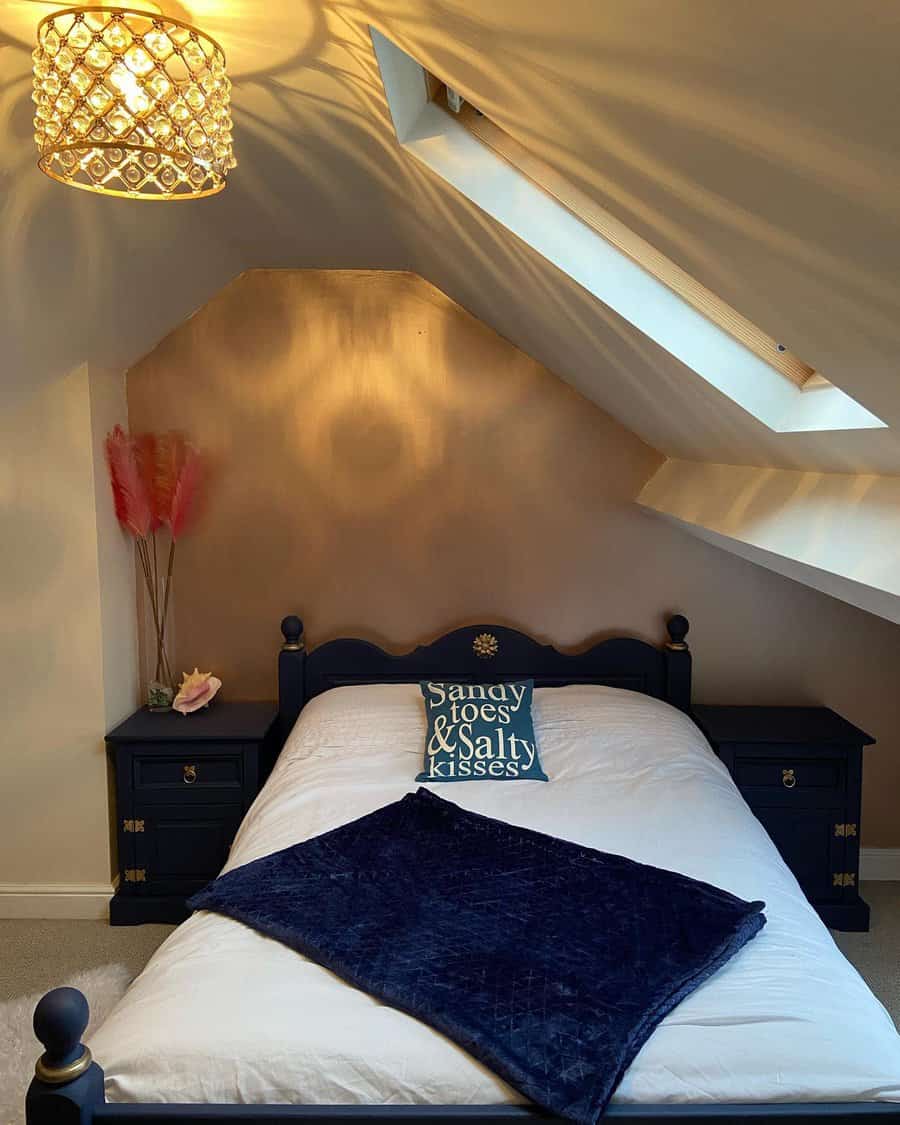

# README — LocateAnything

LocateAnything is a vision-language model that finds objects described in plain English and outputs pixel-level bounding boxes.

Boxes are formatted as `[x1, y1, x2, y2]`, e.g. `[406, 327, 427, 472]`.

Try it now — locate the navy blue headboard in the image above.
[276, 616, 691, 744]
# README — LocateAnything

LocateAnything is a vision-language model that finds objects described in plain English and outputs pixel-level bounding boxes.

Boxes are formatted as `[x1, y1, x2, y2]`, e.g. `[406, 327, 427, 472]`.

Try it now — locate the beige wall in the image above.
[0, 367, 113, 895]
[0, 365, 139, 910]
[88, 366, 141, 735]
[127, 270, 900, 847]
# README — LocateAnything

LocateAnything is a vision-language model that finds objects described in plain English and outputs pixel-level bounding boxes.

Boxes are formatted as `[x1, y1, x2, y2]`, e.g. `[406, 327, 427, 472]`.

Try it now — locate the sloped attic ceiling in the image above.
[2, 2, 898, 610]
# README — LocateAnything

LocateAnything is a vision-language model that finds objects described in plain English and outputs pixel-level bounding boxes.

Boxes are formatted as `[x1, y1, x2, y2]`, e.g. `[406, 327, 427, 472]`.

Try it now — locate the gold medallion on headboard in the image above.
[473, 632, 499, 659]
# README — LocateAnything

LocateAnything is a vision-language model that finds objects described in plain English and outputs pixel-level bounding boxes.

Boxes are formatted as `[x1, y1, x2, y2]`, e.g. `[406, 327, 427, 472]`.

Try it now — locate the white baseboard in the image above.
[860, 848, 900, 881]
[0, 882, 114, 920]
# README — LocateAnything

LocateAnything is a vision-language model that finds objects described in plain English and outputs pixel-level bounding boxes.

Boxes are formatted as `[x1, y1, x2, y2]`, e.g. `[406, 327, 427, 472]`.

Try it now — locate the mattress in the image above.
[90, 684, 900, 1106]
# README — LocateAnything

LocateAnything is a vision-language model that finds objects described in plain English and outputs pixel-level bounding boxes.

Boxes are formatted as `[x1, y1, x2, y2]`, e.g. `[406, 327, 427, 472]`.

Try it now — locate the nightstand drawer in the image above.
[132, 750, 244, 797]
[733, 754, 845, 795]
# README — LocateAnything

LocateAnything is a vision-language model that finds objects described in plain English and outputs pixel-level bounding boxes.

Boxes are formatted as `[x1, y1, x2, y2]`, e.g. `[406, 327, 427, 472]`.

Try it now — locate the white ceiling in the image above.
[639, 460, 900, 625]
[3, 0, 900, 475]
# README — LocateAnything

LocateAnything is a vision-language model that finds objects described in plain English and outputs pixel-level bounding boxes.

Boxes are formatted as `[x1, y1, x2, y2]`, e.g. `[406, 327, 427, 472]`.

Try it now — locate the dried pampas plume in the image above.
[104, 426, 202, 692]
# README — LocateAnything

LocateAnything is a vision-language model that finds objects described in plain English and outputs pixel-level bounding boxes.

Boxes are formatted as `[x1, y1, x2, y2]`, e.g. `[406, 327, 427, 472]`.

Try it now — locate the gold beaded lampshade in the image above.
[32, 6, 236, 199]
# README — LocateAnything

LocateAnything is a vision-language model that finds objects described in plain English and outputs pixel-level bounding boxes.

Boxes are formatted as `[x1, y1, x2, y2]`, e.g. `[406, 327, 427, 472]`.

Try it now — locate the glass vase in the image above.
[147, 679, 175, 712]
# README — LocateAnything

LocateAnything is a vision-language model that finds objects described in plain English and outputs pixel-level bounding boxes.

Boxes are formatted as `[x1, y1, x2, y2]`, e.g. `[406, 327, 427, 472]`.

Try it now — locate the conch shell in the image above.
[173, 668, 222, 714]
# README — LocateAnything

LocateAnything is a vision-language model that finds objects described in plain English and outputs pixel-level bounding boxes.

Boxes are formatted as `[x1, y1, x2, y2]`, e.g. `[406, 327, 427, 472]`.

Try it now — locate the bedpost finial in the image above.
[665, 614, 689, 651]
[33, 987, 93, 1085]
[281, 615, 304, 652]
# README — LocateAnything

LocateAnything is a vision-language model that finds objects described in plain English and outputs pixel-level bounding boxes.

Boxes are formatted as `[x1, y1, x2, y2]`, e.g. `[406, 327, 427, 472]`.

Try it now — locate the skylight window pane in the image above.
[433, 81, 823, 393]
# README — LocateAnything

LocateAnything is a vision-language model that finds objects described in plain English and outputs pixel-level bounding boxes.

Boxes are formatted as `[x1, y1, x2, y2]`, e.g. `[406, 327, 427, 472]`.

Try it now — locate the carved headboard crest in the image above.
[276, 615, 691, 744]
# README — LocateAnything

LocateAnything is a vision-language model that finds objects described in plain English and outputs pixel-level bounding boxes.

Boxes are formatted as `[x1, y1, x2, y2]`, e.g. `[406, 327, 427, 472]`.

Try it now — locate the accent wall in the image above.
[126, 269, 900, 847]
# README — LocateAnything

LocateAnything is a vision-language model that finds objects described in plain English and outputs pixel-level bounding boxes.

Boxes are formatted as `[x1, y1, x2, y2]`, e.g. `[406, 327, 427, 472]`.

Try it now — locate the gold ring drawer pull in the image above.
[183, 764, 198, 785]
[782, 768, 797, 789]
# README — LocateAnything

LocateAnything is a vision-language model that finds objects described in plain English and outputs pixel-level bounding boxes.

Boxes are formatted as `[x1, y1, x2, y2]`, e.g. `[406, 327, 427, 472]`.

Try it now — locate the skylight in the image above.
[371, 30, 886, 434]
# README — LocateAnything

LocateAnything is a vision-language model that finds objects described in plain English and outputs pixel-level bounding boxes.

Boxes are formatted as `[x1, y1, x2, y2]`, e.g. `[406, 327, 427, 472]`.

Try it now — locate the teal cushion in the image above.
[416, 680, 548, 782]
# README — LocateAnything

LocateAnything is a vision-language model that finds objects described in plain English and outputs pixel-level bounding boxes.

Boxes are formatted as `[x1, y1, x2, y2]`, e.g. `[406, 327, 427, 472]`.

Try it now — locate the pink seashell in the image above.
[173, 668, 222, 714]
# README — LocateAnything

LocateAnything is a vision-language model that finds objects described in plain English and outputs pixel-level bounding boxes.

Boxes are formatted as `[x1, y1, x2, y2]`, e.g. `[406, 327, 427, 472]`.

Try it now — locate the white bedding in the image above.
[91, 684, 900, 1106]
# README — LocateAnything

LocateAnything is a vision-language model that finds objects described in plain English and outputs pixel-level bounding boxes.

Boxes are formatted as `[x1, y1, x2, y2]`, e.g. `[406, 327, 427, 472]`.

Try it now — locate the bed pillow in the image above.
[416, 680, 547, 782]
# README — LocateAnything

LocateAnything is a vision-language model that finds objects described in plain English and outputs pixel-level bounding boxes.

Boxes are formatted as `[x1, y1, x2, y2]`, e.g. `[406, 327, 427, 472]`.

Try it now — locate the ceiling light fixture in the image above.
[32, 6, 235, 199]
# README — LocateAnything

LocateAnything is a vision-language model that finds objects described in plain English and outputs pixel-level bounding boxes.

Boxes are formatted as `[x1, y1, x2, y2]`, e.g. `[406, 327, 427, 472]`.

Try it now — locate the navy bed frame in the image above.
[26, 613, 899, 1125]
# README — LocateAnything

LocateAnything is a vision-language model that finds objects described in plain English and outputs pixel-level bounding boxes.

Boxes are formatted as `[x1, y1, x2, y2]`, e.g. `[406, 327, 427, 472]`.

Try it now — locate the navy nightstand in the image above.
[106, 701, 278, 925]
[693, 705, 874, 932]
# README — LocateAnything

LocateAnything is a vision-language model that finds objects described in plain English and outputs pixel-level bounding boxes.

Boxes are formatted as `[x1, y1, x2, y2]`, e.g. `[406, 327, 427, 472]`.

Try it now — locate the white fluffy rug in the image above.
[1, 963, 132, 1125]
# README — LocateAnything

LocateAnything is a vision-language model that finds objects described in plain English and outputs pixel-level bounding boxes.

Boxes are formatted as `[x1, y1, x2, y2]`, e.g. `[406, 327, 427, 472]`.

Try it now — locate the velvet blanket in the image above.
[189, 788, 765, 1123]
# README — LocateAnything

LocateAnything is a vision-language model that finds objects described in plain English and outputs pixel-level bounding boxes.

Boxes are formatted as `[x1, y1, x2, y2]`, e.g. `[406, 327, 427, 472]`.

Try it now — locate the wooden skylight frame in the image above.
[426, 77, 825, 392]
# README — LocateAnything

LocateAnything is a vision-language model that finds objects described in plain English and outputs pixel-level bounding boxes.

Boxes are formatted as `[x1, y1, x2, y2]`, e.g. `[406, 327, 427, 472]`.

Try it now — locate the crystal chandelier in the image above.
[32, 6, 236, 199]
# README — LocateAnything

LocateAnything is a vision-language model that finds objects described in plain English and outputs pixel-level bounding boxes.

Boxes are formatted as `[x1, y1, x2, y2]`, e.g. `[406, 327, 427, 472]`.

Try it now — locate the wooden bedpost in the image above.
[279, 614, 306, 742]
[664, 614, 691, 713]
[26, 987, 105, 1125]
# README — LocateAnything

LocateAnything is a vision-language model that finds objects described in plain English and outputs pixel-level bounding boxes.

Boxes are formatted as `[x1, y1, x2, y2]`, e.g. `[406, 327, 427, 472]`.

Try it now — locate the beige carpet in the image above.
[832, 882, 900, 1027]
[0, 919, 174, 1002]
[0, 919, 175, 1125]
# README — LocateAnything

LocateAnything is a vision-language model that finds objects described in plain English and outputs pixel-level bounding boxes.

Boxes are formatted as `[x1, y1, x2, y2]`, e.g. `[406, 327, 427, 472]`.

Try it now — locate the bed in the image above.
[27, 615, 900, 1125]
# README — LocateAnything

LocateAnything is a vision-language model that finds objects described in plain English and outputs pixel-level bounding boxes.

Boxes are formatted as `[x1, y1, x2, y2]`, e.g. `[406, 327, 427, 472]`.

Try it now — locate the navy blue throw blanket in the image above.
[189, 789, 765, 1123]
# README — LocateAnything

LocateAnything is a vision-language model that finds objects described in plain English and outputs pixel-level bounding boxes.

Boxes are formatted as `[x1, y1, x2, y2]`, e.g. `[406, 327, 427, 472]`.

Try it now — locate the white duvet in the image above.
[91, 684, 900, 1106]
